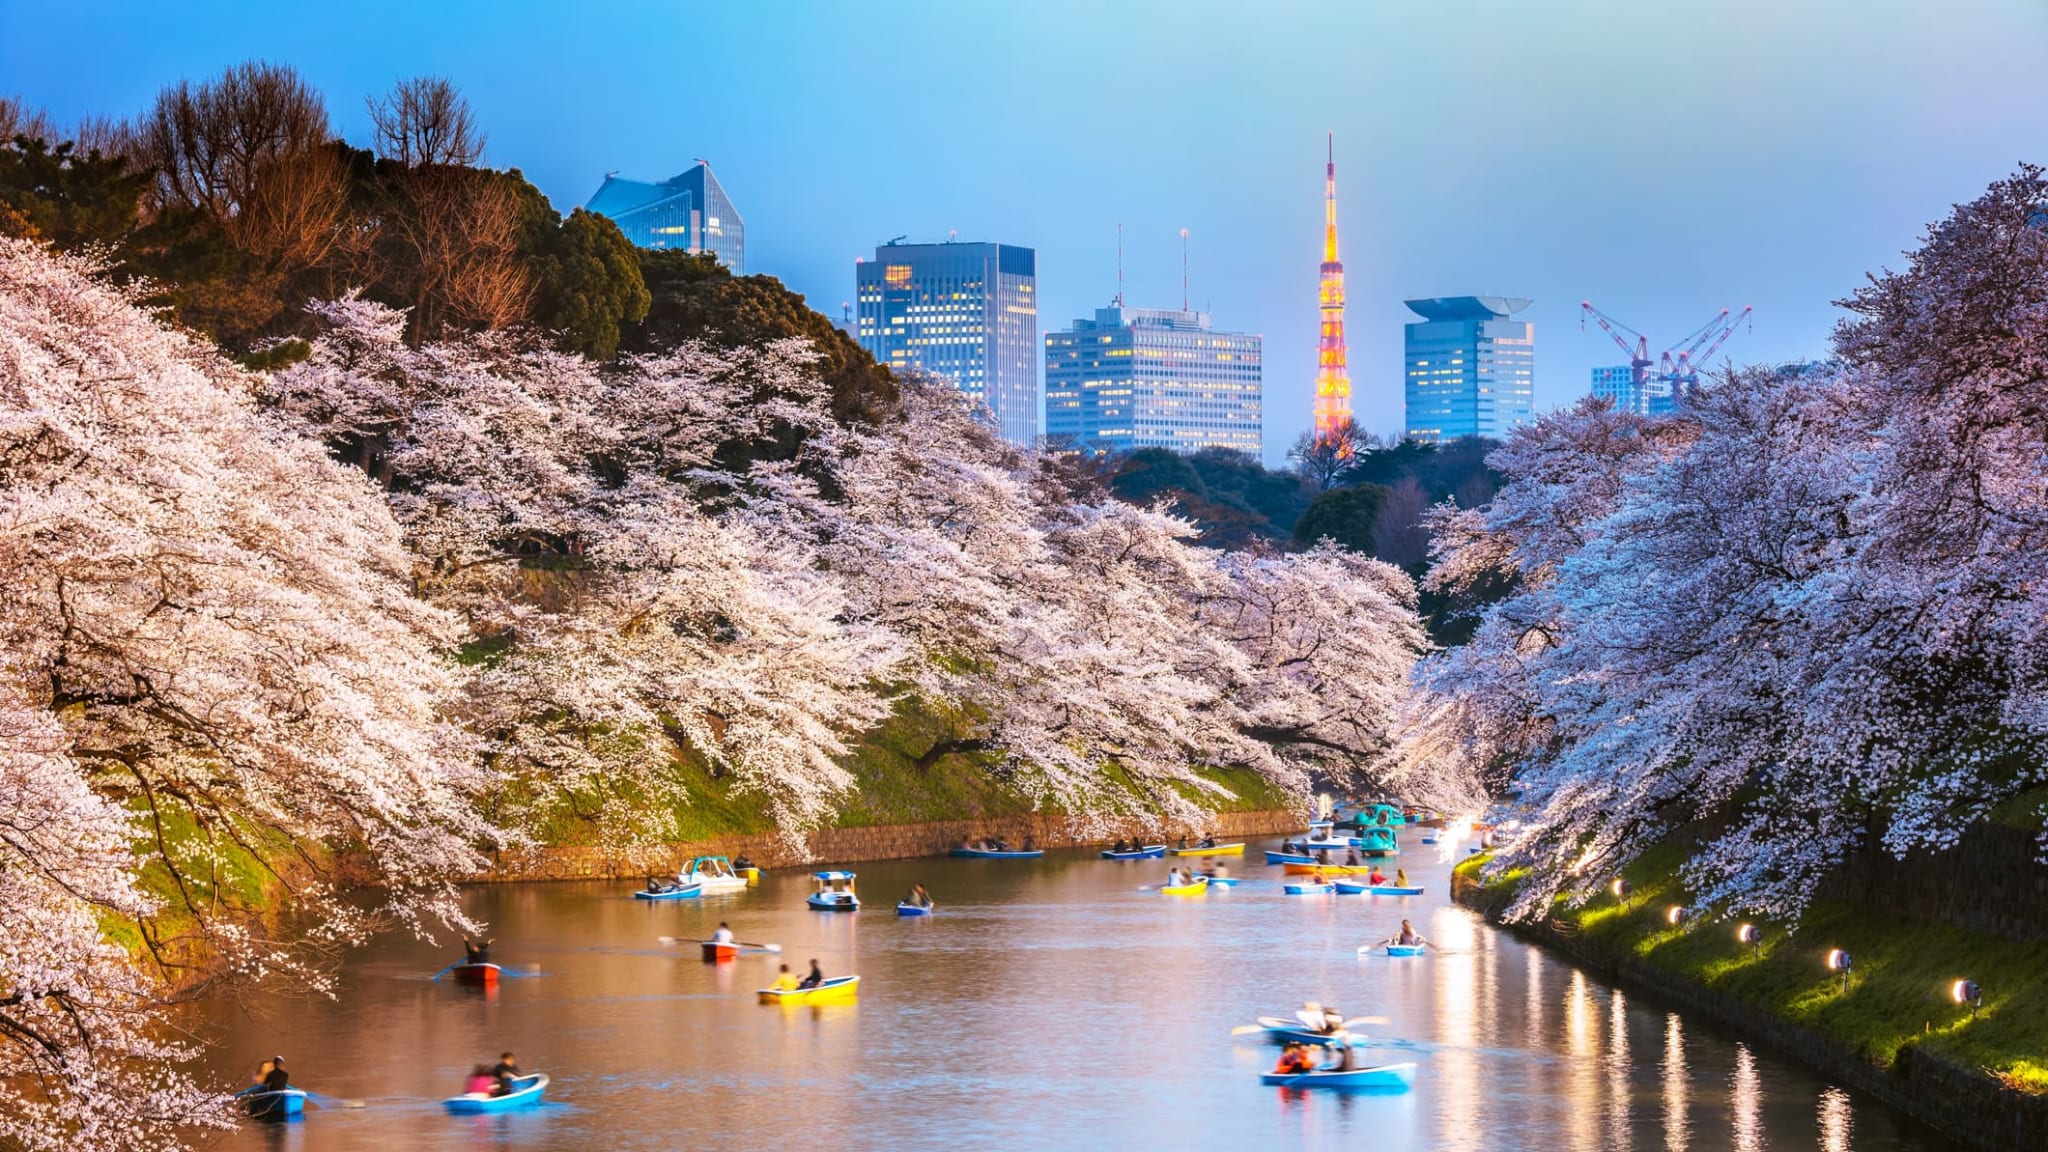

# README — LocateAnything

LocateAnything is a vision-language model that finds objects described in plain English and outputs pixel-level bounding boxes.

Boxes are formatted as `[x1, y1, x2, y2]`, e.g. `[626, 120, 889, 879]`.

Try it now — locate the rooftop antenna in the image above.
[1180, 228, 1190, 311]
[1116, 223, 1125, 307]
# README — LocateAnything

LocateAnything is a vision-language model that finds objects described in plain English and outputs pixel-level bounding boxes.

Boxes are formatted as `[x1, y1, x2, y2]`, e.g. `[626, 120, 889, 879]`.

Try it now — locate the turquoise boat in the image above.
[241, 1088, 306, 1119]
[1284, 882, 1334, 895]
[443, 1073, 548, 1113]
[807, 871, 859, 911]
[896, 901, 933, 916]
[1260, 1061, 1416, 1091]
[950, 847, 1044, 859]
[1100, 845, 1166, 859]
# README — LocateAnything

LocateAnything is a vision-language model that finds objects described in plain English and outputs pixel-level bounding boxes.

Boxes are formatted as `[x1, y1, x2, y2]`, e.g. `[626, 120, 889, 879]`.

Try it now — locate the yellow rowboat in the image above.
[1168, 843, 1245, 857]
[757, 975, 859, 1005]
[1282, 863, 1377, 876]
[1159, 878, 1210, 896]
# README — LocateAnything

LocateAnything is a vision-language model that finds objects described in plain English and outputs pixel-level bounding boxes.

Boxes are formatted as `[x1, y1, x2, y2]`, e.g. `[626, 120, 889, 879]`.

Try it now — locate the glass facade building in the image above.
[1591, 364, 1677, 416]
[856, 240, 1039, 444]
[1403, 296, 1536, 444]
[1045, 306, 1261, 457]
[584, 163, 744, 272]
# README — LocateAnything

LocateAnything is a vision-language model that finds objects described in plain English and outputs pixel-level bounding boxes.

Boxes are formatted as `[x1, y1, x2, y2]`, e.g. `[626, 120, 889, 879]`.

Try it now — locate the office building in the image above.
[1591, 364, 1677, 416]
[1045, 305, 1262, 457]
[856, 240, 1039, 444]
[585, 162, 743, 271]
[1403, 296, 1536, 443]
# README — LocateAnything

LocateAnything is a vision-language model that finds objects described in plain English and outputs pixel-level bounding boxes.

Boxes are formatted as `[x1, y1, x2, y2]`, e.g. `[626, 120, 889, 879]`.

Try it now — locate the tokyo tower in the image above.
[1312, 132, 1352, 441]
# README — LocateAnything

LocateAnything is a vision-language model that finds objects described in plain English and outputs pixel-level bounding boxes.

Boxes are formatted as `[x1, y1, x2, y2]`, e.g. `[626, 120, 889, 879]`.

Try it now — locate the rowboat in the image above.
[701, 940, 738, 962]
[807, 871, 859, 911]
[1101, 845, 1166, 859]
[950, 847, 1045, 859]
[1169, 843, 1245, 857]
[444, 1073, 547, 1113]
[449, 962, 500, 987]
[241, 1088, 306, 1119]
[1260, 1061, 1416, 1091]
[632, 882, 703, 901]
[1300, 837, 1354, 853]
[680, 855, 749, 894]
[1201, 875, 1241, 887]
[757, 975, 859, 1005]
[1251, 1016, 1364, 1047]
[1284, 882, 1335, 895]
[1386, 944, 1427, 957]
[1284, 863, 1375, 876]
[1159, 877, 1209, 896]
[897, 901, 934, 916]
[736, 866, 761, 885]
[1369, 885, 1424, 896]
[1420, 834, 1440, 845]
[1264, 850, 1315, 865]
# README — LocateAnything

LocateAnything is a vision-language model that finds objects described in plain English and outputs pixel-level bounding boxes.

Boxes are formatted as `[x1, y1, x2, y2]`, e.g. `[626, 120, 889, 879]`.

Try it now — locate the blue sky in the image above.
[7, 0, 2045, 461]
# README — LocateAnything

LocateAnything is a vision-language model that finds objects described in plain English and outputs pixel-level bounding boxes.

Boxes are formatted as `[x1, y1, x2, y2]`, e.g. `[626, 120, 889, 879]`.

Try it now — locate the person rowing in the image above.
[1368, 866, 1388, 886]
[244, 1056, 290, 1096]
[1199, 834, 1217, 848]
[1111, 838, 1128, 853]
[711, 922, 735, 945]
[797, 959, 825, 989]
[1344, 847, 1361, 866]
[462, 937, 494, 965]
[731, 852, 755, 871]
[906, 884, 934, 908]
[489, 1051, 520, 1096]
[1393, 919, 1429, 948]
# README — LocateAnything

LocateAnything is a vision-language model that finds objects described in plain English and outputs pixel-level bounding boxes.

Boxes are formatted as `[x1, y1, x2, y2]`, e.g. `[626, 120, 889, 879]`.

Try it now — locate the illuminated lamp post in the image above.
[1951, 979, 1982, 1019]
[1665, 905, 1688, 927]
[1826, 948, 1853, 994]
[1736, 922, 1762, 959]
[1610, 878, 1632, 903]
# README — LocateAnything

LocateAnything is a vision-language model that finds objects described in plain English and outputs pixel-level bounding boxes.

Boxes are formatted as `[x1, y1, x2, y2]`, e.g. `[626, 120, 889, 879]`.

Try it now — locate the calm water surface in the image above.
[204, 837, 1955, 1151]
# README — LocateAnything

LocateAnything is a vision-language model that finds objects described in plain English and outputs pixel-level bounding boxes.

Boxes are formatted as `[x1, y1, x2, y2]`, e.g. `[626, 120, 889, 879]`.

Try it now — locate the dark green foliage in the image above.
[626, 249, 898, 426]
[1291, 482, 1393, 552]
[1340, 435, 1498, 507]
[1106, 447, 1313, 549]
[0, 137, 150, 248]
[527, 207, 649, 360]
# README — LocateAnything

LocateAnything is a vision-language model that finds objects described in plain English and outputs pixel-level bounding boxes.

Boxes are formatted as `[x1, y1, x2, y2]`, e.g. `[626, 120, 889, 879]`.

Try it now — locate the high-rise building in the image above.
[1591, 364, 1677, 415]
[1044, 305, 1262, 457]
[1312, 133, 1352, 440]
[856, 240, 1039, 444]
[585, 163, 743, 271]
[1403, 296, 1536, 443]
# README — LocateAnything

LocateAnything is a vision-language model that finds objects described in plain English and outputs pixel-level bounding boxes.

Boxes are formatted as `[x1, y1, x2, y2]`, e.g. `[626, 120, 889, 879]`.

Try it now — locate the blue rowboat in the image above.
[1264, 850, 1315, 865]
[1260, 1061, 1416, 1091]
[1284, 882, 1334, 895]
[443, 1073, 548, 1114]
[1387, 944, 1427, 957]
[950, 848, 1044, 859]
[1331, 879, 1370, 894]
[896, 901, 933, 916]
[241, 1088, 306, 1119]
[1369, 885, 1424, 896]
[1201, 876, 1241, 887]
[1251, 1016, 1364, 1046]
[1100, 845, 1166, 859]
[632, 882, 703, 901]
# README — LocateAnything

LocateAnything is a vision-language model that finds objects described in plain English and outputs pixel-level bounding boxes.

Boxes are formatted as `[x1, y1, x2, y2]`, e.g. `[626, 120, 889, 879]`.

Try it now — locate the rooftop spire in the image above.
[1313, 132, 1352, 442]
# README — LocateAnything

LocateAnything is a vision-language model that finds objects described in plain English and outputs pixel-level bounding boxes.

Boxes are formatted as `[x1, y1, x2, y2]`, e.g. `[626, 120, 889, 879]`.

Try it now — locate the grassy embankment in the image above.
[1455, 828, 2048, 1095]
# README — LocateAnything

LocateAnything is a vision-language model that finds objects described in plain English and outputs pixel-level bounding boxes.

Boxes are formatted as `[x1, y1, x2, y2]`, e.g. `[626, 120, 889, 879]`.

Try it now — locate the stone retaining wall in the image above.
[1816, 822, 2048, 943]
[478, 808, 1306, 882]
[1452, 869, 2047, 1151]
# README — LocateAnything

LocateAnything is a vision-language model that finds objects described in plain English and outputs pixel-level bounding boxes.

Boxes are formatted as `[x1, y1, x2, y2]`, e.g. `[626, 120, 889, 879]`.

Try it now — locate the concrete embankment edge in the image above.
[478, 808, 1305, 882]
[1450, 868, 2046, 1151]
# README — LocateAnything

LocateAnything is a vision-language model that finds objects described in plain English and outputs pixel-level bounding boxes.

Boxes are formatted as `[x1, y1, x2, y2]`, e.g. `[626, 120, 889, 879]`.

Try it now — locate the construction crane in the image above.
[1581, 302, 1754, 400]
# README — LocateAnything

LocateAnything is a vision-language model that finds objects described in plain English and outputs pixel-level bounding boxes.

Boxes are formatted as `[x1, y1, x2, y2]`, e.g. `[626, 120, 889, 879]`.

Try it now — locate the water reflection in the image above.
[195, 844, 1953, 1152]
[1663, 1013, 1690, 1151]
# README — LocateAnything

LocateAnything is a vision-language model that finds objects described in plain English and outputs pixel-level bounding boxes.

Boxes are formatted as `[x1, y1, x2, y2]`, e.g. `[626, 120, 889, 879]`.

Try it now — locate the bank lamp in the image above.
[1610, 878, 1632, 901]
[1952, 979, 1982, 1018]
[1736, 922, 1762, 957]
[1665, 904, 1688, 927]
[1826, 948, 1853, 993]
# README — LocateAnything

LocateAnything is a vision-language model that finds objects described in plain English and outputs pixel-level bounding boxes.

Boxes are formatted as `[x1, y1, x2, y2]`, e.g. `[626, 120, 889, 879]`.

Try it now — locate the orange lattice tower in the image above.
[1312, 132, 1352, 441]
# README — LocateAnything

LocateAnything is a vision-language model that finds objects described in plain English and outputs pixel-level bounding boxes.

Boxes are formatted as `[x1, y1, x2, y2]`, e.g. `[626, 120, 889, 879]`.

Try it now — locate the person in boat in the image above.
[1329, 1039, 1360, 1072]
[462, 937, 494, 965]
[1274, 1044, 1315, 1075]
[711, 922, 735, 945]
[1394, 868, 1410, 888]
[769, 963, 801, 992]
[1176, 834, 1189, 849]
[908, 884, 933, 908]
[1294, 1001, 1326, 1032]
[1368, 866, 1388, 886]
[1200, 859, 1217, 878]
[1344, 847, 1361, 866]
[1022, 835, 1036, 851]
[249, 1059, 273, 1094]
[798, 959, 825, 990]
[1214, 862, 1230, 879]
[489, 1052, 520, 1096]
[1111, 838, 1127, 853]
[263, 1056, 290, 1092]
[1199, 835, 1217, 849]
[644, 874, 671, 894]
[732, 853, 755, 871]
[1321, 1004, 1345, 1035]
[463, 1064, 495, 1095]
[1394, 919, 1428, 947]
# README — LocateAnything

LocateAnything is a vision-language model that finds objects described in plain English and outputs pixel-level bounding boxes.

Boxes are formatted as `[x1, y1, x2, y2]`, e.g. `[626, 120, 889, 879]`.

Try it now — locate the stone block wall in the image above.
[1816, 822, 2048, 943]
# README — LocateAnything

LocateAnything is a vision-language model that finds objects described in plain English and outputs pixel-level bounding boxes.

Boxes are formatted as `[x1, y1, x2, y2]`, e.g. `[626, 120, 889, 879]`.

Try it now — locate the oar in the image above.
[657, 936, 780, 952]
[1341, 1015, 1388, 1028]
[299, 1088, 366, 1110]
[429, 961, 458, 981]
[1229, 1024, 1272, 1036]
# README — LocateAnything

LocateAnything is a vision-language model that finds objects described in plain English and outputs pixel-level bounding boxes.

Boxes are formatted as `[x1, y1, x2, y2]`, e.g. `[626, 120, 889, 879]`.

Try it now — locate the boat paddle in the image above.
[1229, 1015, 1386, 1036]
[428, 961, 458, 981]
[299, 1088, 367, 1110]
[657, 936, 781, 953]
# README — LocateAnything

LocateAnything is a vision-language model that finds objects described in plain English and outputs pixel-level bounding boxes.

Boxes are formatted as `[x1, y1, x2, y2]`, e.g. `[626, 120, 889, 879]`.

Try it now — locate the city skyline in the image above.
[7, 1, 2045, 462]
